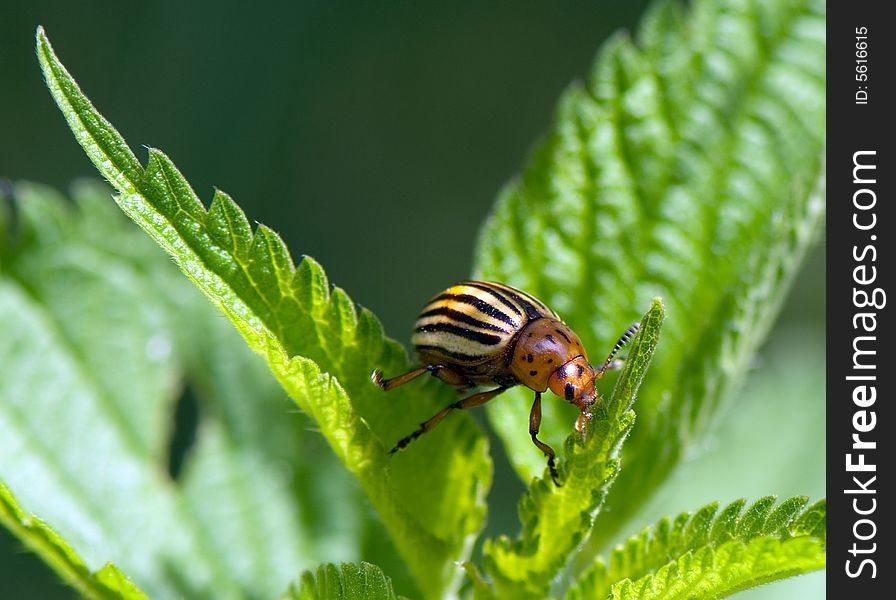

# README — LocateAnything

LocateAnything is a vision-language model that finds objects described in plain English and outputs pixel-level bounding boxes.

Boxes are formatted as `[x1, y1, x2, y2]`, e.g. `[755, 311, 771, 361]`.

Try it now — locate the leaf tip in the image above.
[35, 26, 52, 64]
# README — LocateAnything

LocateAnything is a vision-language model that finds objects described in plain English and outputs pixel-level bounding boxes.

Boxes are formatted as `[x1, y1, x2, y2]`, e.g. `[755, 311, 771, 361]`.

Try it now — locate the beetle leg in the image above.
[390, 386, 508, 454]
[529, 392, 561, 486]
[574, 410, 592, 437]
[372, 364, 470, 391]
[427, 365, 474, 388]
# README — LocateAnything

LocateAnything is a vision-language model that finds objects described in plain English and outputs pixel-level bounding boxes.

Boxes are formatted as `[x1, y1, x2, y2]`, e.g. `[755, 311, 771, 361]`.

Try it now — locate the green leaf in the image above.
[607, 537, 824, 600]
[285, 562, 404, 600]
[0, 481, 147, 599]
[567, 497, 826, 600]
[481, 299, 663, 598]
[0, 181, 365, 597]
[36, 28, 490, 598]
[474, 0, 825, 558]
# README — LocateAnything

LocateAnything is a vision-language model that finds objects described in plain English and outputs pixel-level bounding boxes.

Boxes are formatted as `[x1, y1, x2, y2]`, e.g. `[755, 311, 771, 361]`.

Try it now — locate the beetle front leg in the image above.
[574, 410, 592, 437]
[529, 392, 561, 486]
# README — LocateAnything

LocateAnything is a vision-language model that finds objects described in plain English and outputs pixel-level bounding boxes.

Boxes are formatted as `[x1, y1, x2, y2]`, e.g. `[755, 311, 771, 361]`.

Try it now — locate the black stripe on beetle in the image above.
[414, 322, 503, 345]
[418, 306, 512, 334]
[462, 281, 523, 316]
[433, 292, 516, 325]
[493, 285, 544, 321]
[489, 281, 552, 314]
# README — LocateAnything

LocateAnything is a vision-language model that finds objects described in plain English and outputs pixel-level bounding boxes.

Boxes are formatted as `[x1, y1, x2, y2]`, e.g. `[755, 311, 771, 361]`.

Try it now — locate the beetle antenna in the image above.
[597, 322, 640, 378]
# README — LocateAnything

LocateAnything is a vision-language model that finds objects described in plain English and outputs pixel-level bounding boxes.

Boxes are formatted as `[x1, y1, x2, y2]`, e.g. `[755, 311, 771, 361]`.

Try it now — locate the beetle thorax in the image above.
[509, 318, 588, 392]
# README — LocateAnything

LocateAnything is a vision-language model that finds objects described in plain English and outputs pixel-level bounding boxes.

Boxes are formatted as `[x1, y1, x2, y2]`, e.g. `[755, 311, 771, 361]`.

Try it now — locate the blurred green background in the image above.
[1, 1, 824, 598]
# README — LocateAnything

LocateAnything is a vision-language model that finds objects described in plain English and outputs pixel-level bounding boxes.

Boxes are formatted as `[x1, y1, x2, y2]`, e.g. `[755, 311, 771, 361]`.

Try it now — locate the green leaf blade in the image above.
[568, 497, 826, 600]
[0, 207, 191, 597]
[474, 0, 825, 562]
[608, 536, 825, 600]
[481, 299, 663, 598]
[1, 181, 365, 598]
[1, 482, 148, 600]
[35, 27, 143, 192]
[36, 29, 490, 598]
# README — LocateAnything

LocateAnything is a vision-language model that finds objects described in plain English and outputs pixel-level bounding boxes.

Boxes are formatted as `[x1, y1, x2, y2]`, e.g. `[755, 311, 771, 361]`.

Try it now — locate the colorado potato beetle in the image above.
[372, 280, 639, 486]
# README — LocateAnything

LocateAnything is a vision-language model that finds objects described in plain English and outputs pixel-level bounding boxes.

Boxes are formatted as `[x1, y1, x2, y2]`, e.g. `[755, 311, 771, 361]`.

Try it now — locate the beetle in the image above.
[371, 280, 639, 486]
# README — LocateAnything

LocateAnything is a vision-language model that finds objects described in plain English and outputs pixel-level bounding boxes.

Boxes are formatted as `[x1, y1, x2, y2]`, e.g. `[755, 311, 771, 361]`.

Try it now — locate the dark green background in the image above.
[1, 1, 824, 598]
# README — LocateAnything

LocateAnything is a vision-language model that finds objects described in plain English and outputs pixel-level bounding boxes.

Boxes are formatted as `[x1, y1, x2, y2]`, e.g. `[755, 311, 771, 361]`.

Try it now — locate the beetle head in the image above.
[548, 356, 598, 414]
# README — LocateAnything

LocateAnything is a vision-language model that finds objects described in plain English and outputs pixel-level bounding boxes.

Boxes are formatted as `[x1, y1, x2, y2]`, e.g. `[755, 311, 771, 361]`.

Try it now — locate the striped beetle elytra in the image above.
[372, 281, 638, 486]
